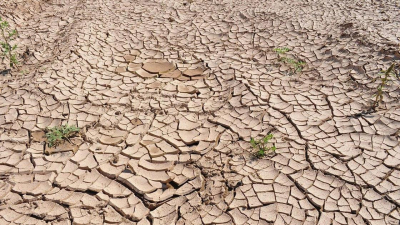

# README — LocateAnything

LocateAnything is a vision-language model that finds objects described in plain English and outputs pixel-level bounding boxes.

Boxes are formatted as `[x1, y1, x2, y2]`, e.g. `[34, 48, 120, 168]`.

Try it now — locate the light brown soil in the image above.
[0, 0, 399, 224]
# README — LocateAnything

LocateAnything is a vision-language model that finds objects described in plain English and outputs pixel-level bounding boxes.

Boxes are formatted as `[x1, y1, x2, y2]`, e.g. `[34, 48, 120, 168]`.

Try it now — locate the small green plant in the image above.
[273, 47, 306, 73]
[20, 70, 28, 76]
[273, 47, 291, 54]
[45, 124, 80, 147]
[0, 17, 18, 68]
[280, 57, 306, 73]
[372, 63, 398, 110]
[250, 133, 276, 158]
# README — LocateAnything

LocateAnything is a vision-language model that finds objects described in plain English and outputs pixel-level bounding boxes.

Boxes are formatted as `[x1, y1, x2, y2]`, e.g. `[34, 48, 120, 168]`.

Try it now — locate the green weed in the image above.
[280, 57, 306, 73]
[372, 63, 398, 110]
[0, 17, 18, 68]
[45, 124, 80, 147]
[273, 47, 306, 73]
[273, 47, 291, 54]
[250, 133, 276, 158]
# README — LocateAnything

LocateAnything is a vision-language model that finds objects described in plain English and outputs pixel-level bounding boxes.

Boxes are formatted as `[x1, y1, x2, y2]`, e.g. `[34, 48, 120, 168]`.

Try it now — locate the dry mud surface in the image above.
[1, 0, 400, 224]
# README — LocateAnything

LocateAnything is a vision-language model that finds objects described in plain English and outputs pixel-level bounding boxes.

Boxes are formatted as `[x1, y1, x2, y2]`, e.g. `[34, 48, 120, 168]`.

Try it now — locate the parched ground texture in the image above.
[0, 0, 400, 224]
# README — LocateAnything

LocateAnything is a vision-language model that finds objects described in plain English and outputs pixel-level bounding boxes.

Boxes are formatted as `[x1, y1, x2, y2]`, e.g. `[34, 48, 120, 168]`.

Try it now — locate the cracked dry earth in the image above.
[1, 0, 400, 225]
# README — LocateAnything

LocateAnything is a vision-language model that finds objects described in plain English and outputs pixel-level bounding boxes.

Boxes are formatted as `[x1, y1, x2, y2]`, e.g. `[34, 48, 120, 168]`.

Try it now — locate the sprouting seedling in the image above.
[280, 57, 306, 73]
[372, 63, 398, 110]
[273, 47, 291, 55]
[0, 17, 18, 68]
[250, 133, 276, 158]
[273, 47, 305, 73]
[45, 124, 80, 148]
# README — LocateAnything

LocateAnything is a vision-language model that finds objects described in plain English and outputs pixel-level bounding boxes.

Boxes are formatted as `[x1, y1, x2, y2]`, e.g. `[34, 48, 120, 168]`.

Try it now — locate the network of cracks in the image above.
[0, 0, 400, 224]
